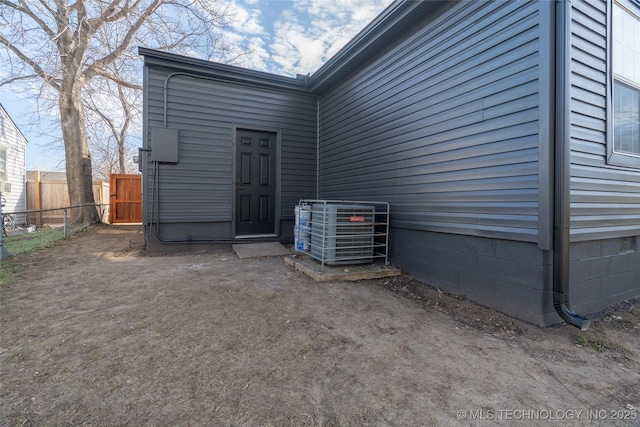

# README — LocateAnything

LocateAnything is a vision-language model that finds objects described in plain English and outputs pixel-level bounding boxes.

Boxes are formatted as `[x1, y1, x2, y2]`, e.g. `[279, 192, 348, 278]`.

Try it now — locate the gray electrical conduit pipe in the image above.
[150, 72, 280, 244]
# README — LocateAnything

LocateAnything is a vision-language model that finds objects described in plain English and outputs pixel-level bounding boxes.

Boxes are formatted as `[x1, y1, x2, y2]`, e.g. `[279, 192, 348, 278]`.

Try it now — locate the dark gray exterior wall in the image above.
[141, 53, 317, 248]
[569, 0, 640, 242]
[390, 230, 556, 326]
[317, 1, 561, 324]
[318, 0, 549, 243]
[570, 237, 640, 315]
[316, 0, 639, 323]
[139, 0, 640, 324]
[566, 0, 640, 314]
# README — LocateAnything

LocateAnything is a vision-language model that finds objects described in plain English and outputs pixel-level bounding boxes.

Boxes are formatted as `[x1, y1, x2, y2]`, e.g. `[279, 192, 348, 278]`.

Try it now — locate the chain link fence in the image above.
[1, 204, 108, 260]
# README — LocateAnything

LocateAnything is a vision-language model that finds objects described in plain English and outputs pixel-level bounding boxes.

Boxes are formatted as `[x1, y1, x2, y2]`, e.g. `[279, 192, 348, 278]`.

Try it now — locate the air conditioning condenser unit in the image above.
[310, 203, 375, 265]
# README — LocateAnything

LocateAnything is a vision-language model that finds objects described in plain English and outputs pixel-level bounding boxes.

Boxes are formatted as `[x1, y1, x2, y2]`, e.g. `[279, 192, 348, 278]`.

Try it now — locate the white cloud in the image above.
[226, 1, 267, 35]
[237, 36, 271, 70]
[215, 0, 393, 77]
[211, 0, 273, 69]
[270, 0, 392, 76]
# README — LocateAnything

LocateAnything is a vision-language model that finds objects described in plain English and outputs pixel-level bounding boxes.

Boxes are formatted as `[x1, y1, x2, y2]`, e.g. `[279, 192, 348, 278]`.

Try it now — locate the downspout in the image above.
[553, 0, 590, 330]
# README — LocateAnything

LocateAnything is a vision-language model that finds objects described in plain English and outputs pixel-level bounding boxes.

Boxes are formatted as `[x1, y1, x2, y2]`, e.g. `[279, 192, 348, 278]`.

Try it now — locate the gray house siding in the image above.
[567, 0, 640, 314]
[569, 0, 640, 242]
[142, 56, 317, 247]
[317, 1, 559, 325]
[318, 0, 546, 244]
[140, 0, 639, 326]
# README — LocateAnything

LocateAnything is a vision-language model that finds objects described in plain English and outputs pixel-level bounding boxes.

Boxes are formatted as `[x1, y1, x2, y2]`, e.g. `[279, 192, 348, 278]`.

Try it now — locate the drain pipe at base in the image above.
[553, 0, 590, 331]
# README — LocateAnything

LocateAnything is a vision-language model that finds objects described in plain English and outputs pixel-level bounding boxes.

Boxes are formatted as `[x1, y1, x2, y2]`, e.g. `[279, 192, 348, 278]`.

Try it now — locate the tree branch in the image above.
[91, 68, 142, 90]
[1, 0, 57, 39]
[36, 0, 57, 19]
[98, 0, 142, 25]
[0, 34, 61, 92]
[0, 74, 40, 86]
[83, 0, 161, 81]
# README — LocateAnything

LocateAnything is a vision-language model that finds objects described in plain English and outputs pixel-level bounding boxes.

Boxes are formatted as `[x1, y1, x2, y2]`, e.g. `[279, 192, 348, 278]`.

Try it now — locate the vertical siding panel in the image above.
[318, 1, 543, 243]
[569, 0, 640, 241]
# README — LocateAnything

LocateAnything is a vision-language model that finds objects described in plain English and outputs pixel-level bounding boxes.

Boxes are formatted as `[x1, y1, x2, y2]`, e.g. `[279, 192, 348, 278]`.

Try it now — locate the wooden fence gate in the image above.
[109, 174, 142, 224]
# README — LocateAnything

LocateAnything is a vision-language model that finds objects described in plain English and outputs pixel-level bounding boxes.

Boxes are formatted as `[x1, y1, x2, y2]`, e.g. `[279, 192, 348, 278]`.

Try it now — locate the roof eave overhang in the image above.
[138, 47, 311, 93]
[139, 0, 449, 95]
[0, 103, 30, 145]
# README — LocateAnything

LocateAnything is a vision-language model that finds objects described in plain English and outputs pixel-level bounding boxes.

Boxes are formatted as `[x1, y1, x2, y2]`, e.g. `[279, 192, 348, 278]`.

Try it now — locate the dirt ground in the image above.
[1, 224, 639, 427]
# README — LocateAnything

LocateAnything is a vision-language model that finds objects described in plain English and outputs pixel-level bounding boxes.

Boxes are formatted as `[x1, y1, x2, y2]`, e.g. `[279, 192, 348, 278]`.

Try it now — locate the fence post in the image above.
[34, 170, 42, 228]
[99, 179, 106, 223]
[63, 208, 68, 238]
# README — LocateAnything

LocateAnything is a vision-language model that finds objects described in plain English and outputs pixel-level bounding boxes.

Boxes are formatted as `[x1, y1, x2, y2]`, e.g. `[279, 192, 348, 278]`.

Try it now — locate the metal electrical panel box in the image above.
[150, 127, 179, 163]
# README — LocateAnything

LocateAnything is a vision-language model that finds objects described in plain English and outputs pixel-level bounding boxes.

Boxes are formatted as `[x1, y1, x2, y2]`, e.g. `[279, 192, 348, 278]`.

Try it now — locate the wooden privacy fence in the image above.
[26, 171, 110, 225]
[109, 174, 142, 224]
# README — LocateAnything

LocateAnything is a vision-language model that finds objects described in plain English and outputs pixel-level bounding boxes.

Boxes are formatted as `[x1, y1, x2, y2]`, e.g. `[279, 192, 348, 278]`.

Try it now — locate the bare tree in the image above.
[0, 0, 237, 222]
[85, 82, 141, 181]
[88, 130, 121, 181]
[84, 68, 141, 178]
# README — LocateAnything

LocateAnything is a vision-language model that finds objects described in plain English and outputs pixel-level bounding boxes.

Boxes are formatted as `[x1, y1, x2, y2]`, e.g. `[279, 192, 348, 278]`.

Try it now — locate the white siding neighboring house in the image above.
[0, 103, 28, 214]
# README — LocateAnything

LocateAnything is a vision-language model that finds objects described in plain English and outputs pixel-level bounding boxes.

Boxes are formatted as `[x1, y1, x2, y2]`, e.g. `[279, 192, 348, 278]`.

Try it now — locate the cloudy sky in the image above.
[0, 0, 393, 170]
[225, 0, 392, 76]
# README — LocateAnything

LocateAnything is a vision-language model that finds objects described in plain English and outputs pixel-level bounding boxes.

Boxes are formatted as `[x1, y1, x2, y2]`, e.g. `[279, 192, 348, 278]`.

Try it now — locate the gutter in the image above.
[553, 0, 590, 330]
[139, 47, 309, 93]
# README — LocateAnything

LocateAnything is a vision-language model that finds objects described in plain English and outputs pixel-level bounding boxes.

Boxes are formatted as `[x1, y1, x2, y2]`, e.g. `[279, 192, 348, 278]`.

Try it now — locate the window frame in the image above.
[607, 0, 640, 168]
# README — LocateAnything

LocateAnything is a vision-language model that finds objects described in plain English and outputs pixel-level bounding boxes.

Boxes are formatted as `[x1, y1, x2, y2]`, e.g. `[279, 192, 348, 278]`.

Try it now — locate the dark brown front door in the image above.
[235, 129, 276, 236]
[109, 174, 142, 224]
